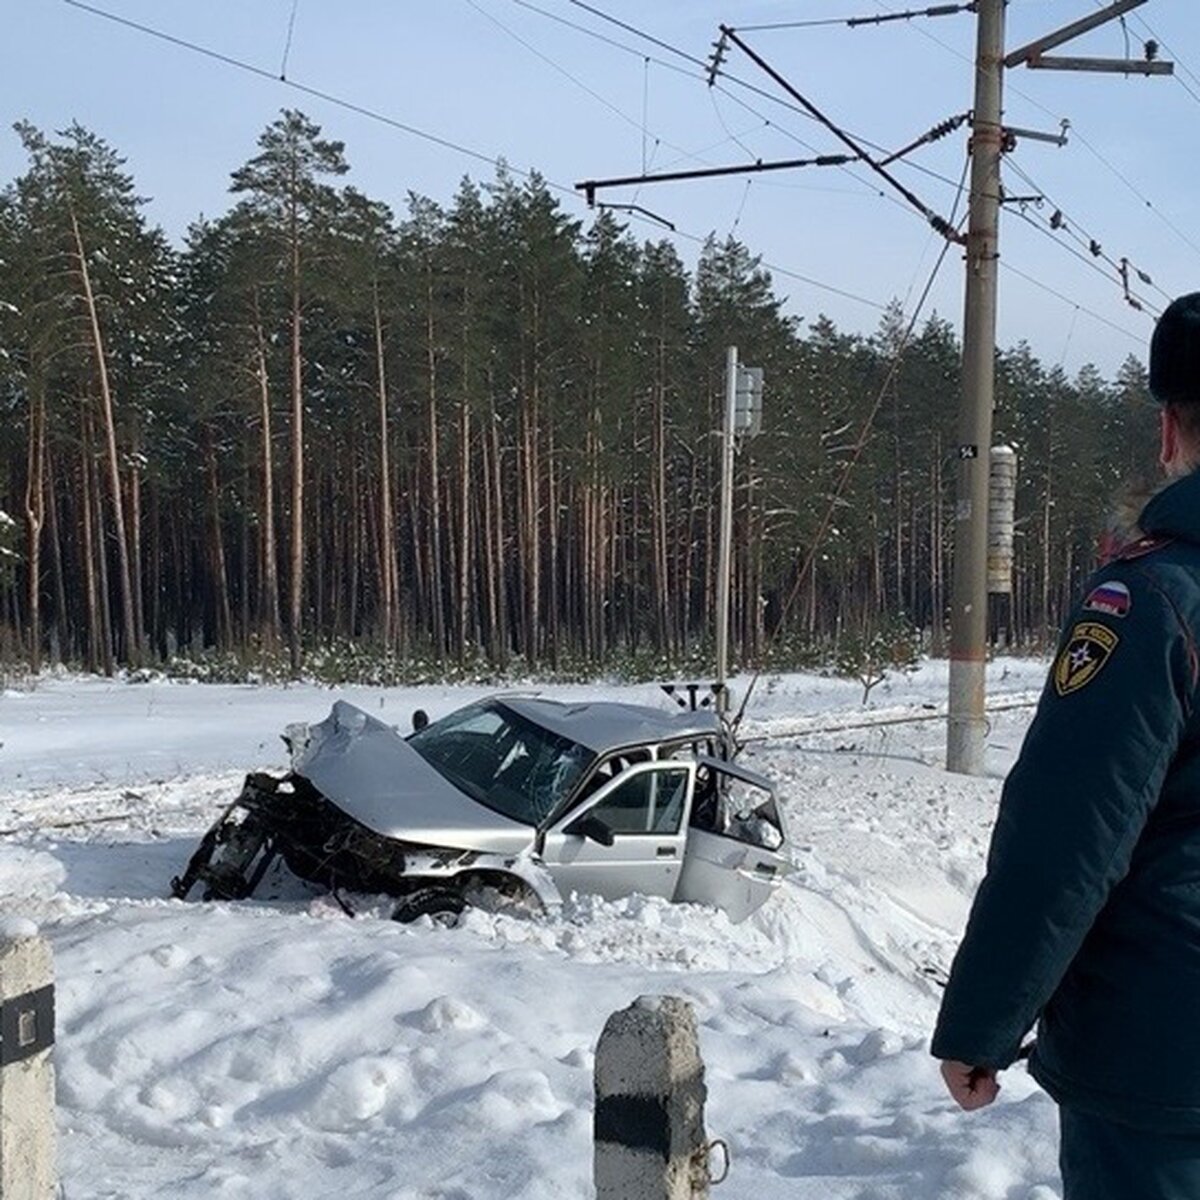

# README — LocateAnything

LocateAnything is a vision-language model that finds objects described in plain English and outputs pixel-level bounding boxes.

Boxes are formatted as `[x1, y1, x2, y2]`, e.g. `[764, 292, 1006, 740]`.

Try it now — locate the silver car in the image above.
[172, 696, 791, 924]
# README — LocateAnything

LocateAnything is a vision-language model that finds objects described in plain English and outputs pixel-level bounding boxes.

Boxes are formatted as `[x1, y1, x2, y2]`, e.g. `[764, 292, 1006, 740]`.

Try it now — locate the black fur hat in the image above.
[1150, 292, 1200, 404]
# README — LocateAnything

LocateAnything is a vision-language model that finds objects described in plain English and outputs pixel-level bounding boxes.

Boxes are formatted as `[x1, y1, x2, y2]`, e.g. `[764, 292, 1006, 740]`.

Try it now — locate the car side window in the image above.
[588, 766, 689, 835]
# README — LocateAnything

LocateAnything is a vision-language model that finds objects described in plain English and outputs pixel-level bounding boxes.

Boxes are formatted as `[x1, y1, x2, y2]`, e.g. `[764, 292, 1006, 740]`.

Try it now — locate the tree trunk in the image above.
[79, 410, 100, 674]
[457, 398, 471, 663]
[204, 427, 233, 650]
[253, 291, 282, 648]
[288, 198, 304, 674]
[23, 378, 45, 673]
[70, 203, 138, 666]
[373, 285, 397, 648]
[44, 446, 69, 664]
[425, 281, 446, 659]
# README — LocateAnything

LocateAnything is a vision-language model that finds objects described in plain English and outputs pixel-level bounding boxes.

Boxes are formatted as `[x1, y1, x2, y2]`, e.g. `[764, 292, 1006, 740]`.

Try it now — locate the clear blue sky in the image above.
[7, 0, 1200, 377]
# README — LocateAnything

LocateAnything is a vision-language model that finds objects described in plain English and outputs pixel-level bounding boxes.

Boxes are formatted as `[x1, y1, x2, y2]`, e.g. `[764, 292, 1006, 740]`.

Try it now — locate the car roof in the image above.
[496, 697, 722, 754]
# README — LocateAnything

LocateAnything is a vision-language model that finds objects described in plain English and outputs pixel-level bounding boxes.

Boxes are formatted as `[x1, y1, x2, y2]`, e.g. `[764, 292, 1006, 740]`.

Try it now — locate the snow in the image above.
[0, 663, 1065, 1199]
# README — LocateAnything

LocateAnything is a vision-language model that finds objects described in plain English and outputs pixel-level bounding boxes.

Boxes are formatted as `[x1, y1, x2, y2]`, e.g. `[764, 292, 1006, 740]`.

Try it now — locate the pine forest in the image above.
[0, 112, 1161, 682]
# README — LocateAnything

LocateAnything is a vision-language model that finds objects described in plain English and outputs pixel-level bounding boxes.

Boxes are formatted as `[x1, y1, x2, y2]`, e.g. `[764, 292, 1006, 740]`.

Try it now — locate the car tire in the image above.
[392, 886, 467, 927]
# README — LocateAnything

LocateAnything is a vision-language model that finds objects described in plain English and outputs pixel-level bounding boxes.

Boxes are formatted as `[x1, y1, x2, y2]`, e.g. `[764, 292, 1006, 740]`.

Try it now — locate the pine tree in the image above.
[230, 109, 349, 673]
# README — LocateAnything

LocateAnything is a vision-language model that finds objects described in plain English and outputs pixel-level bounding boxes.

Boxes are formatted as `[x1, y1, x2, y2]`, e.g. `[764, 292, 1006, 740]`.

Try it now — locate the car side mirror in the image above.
[566, 813, 615, 847]
[412, 709, 429, 732]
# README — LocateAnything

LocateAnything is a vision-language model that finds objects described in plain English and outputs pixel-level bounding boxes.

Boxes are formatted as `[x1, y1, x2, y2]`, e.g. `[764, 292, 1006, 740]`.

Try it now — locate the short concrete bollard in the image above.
[594, 995, 711, 1199]
[0, 927, 57, 1200]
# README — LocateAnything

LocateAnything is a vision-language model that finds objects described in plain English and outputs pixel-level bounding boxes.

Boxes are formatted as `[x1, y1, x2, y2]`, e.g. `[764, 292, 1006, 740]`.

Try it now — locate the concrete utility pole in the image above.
[947, 0, 1006, 776]
[714, 350, 764, 718]
[947, 0, 1171, 774]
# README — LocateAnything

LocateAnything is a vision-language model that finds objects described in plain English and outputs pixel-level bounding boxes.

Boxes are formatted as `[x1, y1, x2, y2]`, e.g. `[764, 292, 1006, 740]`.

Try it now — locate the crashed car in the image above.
[172, 696, 790, 924]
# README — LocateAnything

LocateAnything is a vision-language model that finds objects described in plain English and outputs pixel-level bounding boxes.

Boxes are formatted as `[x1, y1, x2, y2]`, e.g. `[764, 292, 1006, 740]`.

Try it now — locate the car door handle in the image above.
[656, 846, 677, 858]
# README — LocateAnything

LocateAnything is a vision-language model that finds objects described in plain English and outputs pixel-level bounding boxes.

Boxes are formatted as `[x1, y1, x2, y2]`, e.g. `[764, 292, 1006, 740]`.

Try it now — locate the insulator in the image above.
[929, 116, 959, 141]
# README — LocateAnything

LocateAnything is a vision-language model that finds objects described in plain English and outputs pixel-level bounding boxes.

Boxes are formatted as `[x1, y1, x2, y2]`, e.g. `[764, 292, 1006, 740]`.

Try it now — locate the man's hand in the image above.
[939, 1059, 1000, 1110]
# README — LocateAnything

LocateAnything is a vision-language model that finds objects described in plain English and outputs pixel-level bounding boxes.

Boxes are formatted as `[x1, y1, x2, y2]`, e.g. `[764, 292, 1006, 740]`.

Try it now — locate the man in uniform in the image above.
[932, 293, 1200, 1198]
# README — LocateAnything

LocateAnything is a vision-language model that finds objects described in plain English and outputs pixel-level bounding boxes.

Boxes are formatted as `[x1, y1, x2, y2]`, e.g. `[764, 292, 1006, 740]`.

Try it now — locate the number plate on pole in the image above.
[0, 984, 54, 1066]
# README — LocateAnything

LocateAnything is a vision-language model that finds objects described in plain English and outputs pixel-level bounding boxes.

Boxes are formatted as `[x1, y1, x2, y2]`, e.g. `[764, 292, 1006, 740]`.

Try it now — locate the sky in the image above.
[6, 0, 1200, 379]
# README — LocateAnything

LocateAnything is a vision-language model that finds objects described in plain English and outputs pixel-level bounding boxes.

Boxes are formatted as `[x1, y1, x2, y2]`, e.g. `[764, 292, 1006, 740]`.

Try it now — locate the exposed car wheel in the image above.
[392, 886, 467, 927]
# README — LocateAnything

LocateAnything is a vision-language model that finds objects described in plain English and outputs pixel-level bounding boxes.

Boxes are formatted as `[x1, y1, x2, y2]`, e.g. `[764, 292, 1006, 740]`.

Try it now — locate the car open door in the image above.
[675, 756, 791, 923]
[540, 761, 695, 902]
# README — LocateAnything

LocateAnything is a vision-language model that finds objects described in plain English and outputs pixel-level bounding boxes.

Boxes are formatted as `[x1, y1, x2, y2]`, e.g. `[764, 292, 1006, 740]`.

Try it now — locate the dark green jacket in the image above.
[932, 469, 1200, 1132]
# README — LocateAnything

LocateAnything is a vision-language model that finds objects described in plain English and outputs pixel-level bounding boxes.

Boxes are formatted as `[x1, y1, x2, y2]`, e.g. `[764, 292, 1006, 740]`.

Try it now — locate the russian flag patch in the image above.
[1083, 581, 1131, 619]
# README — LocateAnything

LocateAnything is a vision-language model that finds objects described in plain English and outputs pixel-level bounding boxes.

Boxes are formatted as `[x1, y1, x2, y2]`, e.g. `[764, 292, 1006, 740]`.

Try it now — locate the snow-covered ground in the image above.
[0, 662, 1065, 1199]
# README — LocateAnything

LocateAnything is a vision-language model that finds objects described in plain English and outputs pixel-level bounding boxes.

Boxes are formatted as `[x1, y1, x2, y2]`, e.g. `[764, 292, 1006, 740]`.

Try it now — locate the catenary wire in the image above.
[60, 0, 893, 315]
[1000, 261, 1146, 345]
[729, 179, 752, 234]
[466, 0, 741, 173]
[1099, 1, 1200, 110]
[1009, 206, 1160, 317]
[1004, 157, 1173, 307]
[551, 0, 970, 198]
[63, 0, 536, 178]
[1056, 305, 1079, 369]
[63, 0, 1148, 339]
[507, 0, 942, 212]
[874, 0, 1200, 264]
[280, 0, 300, 79]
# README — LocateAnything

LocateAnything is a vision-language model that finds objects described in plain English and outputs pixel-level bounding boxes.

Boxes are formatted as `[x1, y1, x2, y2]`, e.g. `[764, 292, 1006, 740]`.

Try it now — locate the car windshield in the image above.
[408, 701, 594, 826]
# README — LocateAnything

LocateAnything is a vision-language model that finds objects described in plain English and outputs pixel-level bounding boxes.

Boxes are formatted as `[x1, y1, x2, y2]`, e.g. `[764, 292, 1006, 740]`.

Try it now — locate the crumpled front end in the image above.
[171, 771, 419, 902]
[171, 767, 561, 918]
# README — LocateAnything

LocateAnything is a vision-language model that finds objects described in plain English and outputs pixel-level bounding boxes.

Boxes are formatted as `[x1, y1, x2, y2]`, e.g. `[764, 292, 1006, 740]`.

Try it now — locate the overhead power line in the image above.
[504, 0, 972, 211]
[1116, 3, 1200, 109]
[874, 0, 1200, 265]
[474, 0, 871, 209]
[565, 0, 702, 66]
[555, 0, 969, 197]
[60, 0, 896, 315]
[1004, 157, 1170, 314]
[715, 25, 963, 240]
[1009, 206, 1160, 317]
[63, 0, 528, 178]
[509, 0, 906, 212]
[1000, 261, 1145, 346]
[279, 0, 300, 80]
[467, 0, 722, 174]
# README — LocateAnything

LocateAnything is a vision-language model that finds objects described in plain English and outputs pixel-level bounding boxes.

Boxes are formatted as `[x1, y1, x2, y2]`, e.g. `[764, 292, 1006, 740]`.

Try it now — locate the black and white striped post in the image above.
[594, 995, 716, 1199]
[0, 926, 57, 1200]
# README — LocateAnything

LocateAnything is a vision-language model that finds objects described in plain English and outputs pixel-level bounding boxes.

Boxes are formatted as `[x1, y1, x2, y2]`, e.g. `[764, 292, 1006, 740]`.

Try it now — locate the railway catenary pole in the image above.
[947, 0, 1006, 775]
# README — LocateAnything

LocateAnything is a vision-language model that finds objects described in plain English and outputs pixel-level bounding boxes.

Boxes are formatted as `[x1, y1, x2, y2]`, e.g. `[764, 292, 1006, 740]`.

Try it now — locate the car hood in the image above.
[292, 701, 534, 854]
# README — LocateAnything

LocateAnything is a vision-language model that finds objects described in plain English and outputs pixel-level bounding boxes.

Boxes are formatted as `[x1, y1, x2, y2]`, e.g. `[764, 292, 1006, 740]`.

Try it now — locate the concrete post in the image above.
[947, 0, 1006, 776]
[594, 995, 709, 1199]
[0, 929, 57, 1200]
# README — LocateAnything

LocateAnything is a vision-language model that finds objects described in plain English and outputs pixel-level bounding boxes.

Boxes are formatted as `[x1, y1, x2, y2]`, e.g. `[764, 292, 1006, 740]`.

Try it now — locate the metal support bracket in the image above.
[1005, 0, 1146, 68]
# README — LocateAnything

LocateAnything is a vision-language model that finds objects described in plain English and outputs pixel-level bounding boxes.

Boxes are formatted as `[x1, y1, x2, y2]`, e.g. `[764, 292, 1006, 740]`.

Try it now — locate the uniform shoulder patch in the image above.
[1054, 621, 1120, 697]
[1115, 534, 1174, 562]
[1083, 580, 1132, 618]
